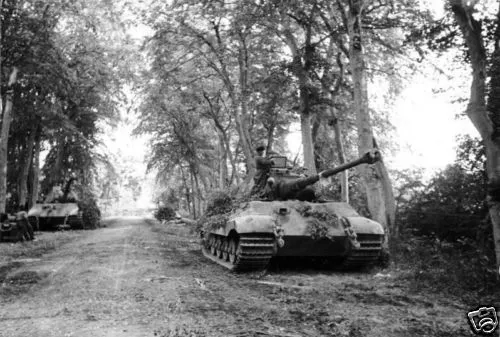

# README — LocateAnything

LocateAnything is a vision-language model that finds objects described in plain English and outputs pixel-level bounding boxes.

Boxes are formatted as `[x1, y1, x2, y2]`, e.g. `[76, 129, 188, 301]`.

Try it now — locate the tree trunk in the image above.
[29, 127, 41, 209]
[55, 138, 65, 185]
[282, 22, 317, 175]
[450, 0, 500, 280]
[485, 143, 500, 281]
[0, 67, 19, 213]
[347, 1, 394, 241]
[265, 123, 275, 154]
[318, 39, 349, 201]
[300, 112, 317, 175]
[373, 138, 397, 235]
[229, 141, 242, 186]
[236, 33, 256, 180]
[194, 172, 204, 217]
[218, 133, 228, 189]
[207, 111, 239, 185]
[180, 167, 191, 215]
[19, 124, 37, 209]
[332, 115, 349, 202]
[190, 170, 197, 219]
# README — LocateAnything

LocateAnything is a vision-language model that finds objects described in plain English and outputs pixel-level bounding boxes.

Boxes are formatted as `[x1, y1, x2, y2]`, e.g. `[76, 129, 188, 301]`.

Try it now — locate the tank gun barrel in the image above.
[271, 150, 381, 200]
[318, 150, 381, 180]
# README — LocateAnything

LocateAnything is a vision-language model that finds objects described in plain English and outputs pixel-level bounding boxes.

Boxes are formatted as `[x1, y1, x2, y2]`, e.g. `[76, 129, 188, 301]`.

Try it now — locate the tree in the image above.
[275, 2, 322, 174]
[341, 0, 396, 241]
[0, 67, 18, 212]
[141, 1, 298, 198]
[138, 0, 425, 225]
[448, 0, 500, 278]
[1, 0, 133, 212]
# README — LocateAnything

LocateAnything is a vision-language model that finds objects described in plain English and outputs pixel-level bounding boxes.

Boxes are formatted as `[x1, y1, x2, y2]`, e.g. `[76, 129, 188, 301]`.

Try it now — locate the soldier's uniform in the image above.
[252, 146, 274, 196]
[16, 211, 34, 241]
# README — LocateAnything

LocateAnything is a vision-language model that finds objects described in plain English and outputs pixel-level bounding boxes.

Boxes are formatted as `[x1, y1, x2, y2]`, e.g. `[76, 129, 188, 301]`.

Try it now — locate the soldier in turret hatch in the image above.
[251, 145, 274, 195]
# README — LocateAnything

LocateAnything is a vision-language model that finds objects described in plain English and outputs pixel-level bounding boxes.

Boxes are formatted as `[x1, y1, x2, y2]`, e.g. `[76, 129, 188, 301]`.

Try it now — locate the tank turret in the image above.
[263, 150, 381, 201]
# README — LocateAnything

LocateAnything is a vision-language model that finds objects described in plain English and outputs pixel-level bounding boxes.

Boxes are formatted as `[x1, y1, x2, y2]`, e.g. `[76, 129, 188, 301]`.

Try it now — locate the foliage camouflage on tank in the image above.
[295, 204, 340, 240]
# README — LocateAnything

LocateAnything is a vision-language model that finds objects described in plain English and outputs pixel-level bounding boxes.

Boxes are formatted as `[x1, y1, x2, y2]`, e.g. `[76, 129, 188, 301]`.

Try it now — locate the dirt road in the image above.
[0, 217, 473, 336]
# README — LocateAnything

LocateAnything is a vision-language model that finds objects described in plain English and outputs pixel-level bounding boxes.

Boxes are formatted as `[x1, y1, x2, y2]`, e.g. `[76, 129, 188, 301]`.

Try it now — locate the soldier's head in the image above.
[256, 145, 265, 155]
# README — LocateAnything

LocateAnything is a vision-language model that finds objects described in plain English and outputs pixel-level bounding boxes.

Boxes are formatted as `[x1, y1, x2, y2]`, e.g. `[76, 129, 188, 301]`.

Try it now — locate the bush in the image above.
[195, 190, 234, 234]
[204, 190, 233, 216]
[154, 206, 176, 222]
[392, 136, 499, 303]
[392, 232, 499, 305]
[78, 197, 101, 229]
[395, 136, 487, 241]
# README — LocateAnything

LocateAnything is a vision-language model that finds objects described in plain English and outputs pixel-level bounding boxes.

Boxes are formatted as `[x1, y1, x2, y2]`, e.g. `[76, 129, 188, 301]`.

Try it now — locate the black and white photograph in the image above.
[0, 0, 499, 336]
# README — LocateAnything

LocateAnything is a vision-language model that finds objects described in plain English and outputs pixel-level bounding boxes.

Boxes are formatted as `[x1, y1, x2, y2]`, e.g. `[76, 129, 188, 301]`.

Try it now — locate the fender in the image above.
[211, 215, 276, 236]
[345, 216, 384, 235]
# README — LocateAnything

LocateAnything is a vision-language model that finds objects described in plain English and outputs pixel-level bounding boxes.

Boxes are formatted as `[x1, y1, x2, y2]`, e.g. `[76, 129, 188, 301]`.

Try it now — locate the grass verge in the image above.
[0, 230, 82, 298]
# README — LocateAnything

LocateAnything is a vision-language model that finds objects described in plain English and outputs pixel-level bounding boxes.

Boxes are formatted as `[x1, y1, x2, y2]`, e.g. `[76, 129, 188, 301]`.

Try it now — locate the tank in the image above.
[201, 151, 385, 271]
[27, 178, 84, 230]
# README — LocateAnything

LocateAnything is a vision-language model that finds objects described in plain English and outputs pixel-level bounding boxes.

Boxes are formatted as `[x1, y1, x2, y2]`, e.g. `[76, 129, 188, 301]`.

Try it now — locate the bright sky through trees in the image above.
[113, 0, 479, 190]
[391, 75, 478, 172]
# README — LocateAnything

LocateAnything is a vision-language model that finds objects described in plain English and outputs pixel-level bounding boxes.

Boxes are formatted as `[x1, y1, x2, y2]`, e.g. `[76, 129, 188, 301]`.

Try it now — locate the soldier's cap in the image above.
[256, 145, 265, 152]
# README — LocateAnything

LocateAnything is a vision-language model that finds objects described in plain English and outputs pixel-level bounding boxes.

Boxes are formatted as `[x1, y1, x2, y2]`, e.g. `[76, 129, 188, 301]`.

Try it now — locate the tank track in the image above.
[202, 233, 275, 271]
[341, 234, 384, 269]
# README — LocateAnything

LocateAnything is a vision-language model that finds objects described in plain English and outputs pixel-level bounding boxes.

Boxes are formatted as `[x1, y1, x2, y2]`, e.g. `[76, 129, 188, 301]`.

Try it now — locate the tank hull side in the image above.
[28, 203, 81, 231]
[37, 216, 67, 231]
[28, 203, 79, 217]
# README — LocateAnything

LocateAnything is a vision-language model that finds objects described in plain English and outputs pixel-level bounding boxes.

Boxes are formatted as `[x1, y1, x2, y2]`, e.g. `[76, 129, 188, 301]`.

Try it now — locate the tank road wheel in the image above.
[206, 235, 212, 251]
[228, 238, 236, 264]
[209, 236, 217, 256]
[216, 237, 224, 258]
[214, 236, 221, 257]
[202, 234, 274, 271]
[221, 240, 229, 261]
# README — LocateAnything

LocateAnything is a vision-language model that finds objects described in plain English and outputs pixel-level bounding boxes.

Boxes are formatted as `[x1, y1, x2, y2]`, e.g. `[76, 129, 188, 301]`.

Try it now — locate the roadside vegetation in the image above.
[390, 135, 499, 305]
[0, 230, 81, 297]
